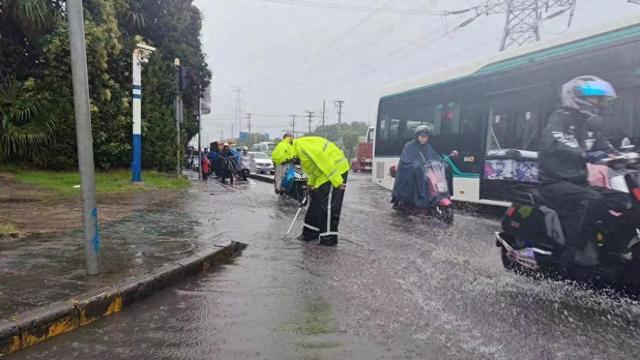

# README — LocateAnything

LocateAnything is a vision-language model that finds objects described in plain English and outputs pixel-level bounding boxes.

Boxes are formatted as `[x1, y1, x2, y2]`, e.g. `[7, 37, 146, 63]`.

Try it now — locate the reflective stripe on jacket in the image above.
[293, 137, 350, 188]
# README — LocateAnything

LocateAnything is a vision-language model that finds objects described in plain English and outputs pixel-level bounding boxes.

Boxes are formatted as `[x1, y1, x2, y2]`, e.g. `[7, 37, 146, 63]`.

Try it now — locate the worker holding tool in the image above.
[286, 136, 350, 246]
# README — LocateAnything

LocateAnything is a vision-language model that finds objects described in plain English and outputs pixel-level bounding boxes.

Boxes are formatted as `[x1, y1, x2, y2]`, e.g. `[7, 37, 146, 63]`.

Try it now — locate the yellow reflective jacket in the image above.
[292, 137, 350, 188]
[271, 139, 294, 165]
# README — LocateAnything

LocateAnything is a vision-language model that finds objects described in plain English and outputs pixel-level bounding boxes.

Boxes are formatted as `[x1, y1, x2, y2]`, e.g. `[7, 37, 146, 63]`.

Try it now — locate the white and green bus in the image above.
[373, 16, 640, 207]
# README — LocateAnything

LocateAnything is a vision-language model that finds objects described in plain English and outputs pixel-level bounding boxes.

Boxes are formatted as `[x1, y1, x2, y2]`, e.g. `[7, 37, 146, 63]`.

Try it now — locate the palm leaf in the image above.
[0, 77, 57, 160]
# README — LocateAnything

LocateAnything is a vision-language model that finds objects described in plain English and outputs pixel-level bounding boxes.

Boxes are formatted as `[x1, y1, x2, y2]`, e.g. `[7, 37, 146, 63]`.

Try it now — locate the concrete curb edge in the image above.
[247, 173, 274, 184]
[0, 241, 247, 357]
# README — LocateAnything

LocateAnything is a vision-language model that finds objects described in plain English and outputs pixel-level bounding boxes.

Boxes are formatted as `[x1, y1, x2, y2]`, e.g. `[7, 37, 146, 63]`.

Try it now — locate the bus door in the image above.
[481, 84, 550, 202]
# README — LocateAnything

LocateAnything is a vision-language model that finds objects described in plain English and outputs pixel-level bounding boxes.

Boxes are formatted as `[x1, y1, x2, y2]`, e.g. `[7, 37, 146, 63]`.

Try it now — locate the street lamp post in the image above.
[131, 43, 156, 183]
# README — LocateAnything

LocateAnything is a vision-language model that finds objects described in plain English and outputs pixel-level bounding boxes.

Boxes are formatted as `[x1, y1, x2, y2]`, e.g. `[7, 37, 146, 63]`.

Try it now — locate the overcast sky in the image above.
[191, 0, 640, 144]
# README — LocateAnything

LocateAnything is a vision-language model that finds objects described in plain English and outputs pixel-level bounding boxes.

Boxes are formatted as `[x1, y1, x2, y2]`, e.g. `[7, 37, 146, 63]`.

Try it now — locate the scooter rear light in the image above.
[632, 188, 640, 202]
[507, 207, 517, 217]
[438, 198, 452, 207]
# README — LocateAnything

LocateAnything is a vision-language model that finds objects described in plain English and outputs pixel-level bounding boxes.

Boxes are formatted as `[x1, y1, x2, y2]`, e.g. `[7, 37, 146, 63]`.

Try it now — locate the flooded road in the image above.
[10, 174, 640, 359]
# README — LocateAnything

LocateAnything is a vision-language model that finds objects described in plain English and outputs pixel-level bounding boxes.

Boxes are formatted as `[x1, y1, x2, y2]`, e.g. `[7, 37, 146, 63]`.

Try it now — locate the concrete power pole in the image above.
[334, 100, 344, 125]
[290, 115, 297, 136]
[305, 110, 315, 134]
[67, 0, 101, 275]
[233, 87, 242, 138]
[321, 100, 326, 127]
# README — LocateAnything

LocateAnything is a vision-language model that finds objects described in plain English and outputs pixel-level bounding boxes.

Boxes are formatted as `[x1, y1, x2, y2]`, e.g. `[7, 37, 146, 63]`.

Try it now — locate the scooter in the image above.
[495, 150, 640, 292]
[279, 164, 309, 206]
[389, 151, 458, 226]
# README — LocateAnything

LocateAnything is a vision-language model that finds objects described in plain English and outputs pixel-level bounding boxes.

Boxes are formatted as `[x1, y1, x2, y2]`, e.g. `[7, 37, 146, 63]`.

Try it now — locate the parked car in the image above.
[248, 151, 275, 174]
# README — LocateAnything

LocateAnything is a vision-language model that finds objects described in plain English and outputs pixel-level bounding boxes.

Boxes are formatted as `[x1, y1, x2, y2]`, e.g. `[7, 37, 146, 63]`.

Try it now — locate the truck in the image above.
[351, 126, 374, 173]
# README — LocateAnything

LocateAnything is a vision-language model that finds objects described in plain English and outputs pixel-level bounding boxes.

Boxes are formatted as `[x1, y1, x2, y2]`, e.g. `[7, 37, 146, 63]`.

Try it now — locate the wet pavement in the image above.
[8, 174, 640, 359]
[0, 181, 232, 319]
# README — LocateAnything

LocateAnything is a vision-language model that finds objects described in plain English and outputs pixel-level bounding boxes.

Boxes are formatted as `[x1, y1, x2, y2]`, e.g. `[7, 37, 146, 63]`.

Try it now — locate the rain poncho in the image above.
[392, 140, 441, 208]
[291, 137, 350, 188]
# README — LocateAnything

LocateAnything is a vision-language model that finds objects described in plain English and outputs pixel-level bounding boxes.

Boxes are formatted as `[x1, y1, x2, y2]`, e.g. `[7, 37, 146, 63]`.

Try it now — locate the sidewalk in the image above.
[0, 180, 236, 321]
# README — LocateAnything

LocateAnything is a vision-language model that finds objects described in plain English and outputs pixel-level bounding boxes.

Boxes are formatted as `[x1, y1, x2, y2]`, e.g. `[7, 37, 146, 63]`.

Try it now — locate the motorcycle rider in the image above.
[218, 143, 238, 184]
[272, 132, 295, 194]
[391, 124, 442, 210]
[539, 75, 628, 266]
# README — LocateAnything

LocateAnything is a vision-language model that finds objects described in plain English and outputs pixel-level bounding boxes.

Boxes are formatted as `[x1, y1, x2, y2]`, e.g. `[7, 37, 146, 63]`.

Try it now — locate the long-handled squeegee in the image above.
[286, 196, 307, 235]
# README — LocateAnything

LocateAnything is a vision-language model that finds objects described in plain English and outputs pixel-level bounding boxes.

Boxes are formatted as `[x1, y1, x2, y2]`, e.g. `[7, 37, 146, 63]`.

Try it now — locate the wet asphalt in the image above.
[9, 174, 640, 360]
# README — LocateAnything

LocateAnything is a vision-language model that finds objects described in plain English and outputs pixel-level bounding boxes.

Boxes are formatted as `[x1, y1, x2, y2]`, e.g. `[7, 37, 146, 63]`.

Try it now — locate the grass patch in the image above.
[7, 169, 190, 196]
[296, 341, 343, 350]
[0, 223, 18, 234]
[282, 298, 337, 336]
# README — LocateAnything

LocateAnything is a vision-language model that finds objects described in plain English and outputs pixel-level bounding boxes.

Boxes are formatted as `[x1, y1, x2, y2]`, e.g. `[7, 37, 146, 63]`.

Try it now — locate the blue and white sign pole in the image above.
[131, 44, 156, 183]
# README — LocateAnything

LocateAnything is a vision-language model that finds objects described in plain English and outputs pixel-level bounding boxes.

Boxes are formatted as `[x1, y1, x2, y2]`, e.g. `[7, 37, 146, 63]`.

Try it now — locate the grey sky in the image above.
[192, 0, 640, 144]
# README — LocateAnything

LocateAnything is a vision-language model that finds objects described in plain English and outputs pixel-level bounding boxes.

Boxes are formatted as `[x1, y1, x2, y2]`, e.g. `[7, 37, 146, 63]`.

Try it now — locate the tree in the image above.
[0, 77, 56, 162]
[309, 121, 369, 159]
[0, 0, 211, 171]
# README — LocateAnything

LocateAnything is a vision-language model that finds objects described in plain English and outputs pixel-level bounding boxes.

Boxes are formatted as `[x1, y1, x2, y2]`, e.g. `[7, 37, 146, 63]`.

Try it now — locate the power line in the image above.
[257, 0, 451, 15]
[253, 0, 398, 95]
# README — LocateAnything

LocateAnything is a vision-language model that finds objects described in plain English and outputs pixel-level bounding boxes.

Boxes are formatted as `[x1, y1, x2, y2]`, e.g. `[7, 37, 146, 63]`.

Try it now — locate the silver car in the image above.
[248, 151, 275, 174]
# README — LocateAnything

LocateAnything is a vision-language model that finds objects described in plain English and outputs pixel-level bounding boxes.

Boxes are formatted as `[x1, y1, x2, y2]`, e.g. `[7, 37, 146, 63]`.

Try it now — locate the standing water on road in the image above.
[11, 175, 640, 360]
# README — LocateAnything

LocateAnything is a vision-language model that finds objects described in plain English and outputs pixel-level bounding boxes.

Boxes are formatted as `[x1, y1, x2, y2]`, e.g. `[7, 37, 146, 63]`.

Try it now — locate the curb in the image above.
[0, 241, 247, 357]
[248, 173, 275, 184]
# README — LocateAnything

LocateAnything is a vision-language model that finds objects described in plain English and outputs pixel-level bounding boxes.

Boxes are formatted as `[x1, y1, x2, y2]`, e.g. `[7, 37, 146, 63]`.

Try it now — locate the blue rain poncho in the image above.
[392, 140, 441, 208]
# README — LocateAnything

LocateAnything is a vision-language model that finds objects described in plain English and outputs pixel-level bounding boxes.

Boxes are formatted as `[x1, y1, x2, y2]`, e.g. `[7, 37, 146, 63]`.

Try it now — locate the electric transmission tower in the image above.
[453, 0, 613, 51]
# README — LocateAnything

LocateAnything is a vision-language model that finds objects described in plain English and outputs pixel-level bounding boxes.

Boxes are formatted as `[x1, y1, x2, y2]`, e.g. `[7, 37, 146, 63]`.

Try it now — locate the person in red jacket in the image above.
[201, 153, 210, 181]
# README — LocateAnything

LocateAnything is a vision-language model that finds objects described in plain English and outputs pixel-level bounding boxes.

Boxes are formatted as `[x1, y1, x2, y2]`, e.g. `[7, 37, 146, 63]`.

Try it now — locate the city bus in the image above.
[372, 16, 640, 207]
[251, 141, 276, 155]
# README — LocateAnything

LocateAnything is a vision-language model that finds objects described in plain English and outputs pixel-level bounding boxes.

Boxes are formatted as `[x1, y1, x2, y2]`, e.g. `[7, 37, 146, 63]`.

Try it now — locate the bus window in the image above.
[486, 87, 545, 151]
[389, 119, 400, 139]
[440, 102, 461, 135]
[378, 118, 388, 140]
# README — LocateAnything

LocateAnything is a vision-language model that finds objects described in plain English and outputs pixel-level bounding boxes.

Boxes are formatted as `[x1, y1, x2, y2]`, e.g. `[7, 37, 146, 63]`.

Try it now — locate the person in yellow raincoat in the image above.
[271, 132, 295, 194]
[289, 136, 350, 246]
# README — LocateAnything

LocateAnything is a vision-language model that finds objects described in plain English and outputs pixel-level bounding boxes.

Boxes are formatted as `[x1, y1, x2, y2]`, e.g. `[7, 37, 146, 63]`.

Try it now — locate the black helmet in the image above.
[414, 124, 433, 137]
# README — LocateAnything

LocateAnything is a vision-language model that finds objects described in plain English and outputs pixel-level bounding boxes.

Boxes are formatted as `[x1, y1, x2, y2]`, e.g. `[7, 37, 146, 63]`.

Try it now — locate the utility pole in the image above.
[290, 115, 297, 136]
[321, 100, 326, 127]
[334, 100, 344, 125]
[233, 87, 242, 138]
[174, 58, 182, 178]
[131, 43, 156, 183]
[305, 110, 315, 134]
[67, 0, 100, 275]
[197, 97, 202, 180]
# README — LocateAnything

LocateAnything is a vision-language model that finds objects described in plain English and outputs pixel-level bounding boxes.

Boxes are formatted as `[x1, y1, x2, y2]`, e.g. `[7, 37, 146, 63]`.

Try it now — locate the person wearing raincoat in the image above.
[391, 124, 441, 209]
[290, 136, 350, 246]
[272, 132, 295, 194]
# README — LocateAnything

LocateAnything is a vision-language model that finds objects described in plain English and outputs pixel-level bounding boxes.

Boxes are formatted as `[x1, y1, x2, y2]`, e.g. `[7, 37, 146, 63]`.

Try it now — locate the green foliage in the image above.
[308, 121, 370, 159]
[10, 168, 190, 196]
[0, 77, 57, 162]
[0, 0, 210, 171]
